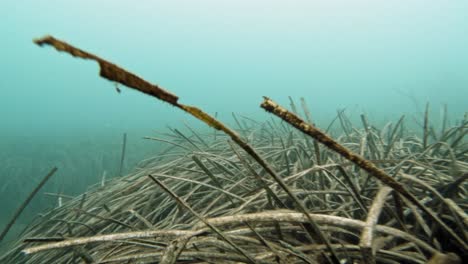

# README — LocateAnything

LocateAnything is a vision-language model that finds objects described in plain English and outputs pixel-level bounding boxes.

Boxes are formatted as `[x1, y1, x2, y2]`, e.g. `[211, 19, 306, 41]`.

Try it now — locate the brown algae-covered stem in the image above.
[34, 35, 341, 262]
[261, 97, 412, 197]
[34, 36, 179, 105]
[260, 96, 467, 250]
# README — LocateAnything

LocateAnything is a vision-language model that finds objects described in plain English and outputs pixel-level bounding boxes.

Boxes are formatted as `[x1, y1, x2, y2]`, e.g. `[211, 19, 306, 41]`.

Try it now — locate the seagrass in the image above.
[1, 113, 465, 263]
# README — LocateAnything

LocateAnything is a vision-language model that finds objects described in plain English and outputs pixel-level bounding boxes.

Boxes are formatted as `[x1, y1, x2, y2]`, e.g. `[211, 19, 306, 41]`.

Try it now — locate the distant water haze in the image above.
[1, 0, 467, 138]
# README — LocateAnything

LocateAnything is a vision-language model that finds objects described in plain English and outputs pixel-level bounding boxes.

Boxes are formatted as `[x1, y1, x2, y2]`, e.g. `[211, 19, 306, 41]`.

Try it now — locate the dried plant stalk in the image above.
[260, 96, 467, 250]
[0, 167, 58, 242]
[359, 186, 392, 264]
[34, 35, 341, 263]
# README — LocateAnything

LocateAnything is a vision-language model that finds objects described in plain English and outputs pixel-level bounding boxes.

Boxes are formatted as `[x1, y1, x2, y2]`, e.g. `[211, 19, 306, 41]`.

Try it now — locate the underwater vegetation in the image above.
[0, 36, 466, 263]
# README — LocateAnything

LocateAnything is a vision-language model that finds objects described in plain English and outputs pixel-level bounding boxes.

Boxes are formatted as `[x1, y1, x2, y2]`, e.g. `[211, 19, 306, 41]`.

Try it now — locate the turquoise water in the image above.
[1, 0, 467, 245]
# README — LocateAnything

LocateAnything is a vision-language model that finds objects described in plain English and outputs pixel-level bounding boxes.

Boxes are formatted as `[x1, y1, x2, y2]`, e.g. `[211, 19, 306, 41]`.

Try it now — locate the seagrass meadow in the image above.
[0, 36, 466, 263]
